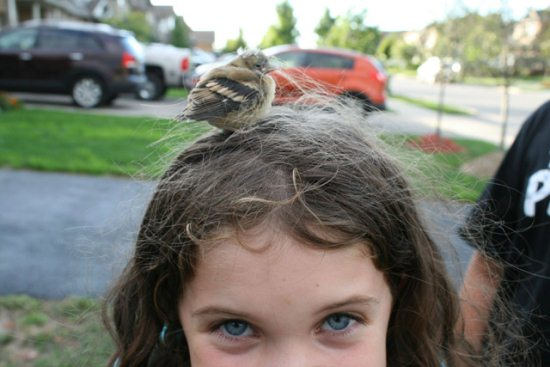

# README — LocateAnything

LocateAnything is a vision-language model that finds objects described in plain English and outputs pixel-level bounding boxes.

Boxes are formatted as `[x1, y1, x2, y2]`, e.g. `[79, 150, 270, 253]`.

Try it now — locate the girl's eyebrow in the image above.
[191, 295, 379, 319]
[314, 295, 380, 315]
[192, 306, 256, 320]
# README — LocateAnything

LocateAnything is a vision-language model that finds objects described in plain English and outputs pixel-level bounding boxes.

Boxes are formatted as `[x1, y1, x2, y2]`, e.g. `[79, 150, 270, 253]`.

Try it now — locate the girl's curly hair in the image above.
[104, 102, 490, 367]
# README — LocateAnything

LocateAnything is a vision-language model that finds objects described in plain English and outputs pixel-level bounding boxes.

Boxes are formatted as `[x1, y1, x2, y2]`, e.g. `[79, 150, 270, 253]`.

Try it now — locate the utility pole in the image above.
[436, 68, 447, 137]
[7, 0, 18, 26]
[499, 0, 513, 150]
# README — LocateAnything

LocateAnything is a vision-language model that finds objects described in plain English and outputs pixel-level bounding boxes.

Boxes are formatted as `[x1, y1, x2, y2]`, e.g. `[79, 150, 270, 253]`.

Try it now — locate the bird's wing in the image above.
[181, 76, 261, 122]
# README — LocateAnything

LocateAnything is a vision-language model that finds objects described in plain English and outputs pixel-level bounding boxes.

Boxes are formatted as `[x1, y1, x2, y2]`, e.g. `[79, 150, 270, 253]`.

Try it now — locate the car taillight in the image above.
[369, 69, 386, 84]
[122, 52, 137, 68]
[180, 57, 190, 72]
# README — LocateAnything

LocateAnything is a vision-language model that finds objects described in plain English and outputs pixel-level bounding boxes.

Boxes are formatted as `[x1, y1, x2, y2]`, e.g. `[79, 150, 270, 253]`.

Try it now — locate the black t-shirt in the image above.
[461, 100, 550, 364]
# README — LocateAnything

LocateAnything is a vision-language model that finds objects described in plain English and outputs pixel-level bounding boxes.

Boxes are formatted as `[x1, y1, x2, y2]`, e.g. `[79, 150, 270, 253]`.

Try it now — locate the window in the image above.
[274, 51, 307, 67]
[305, 53, 354, 69]
[0, 28, 38, 50]
[37, 29, 102, 51]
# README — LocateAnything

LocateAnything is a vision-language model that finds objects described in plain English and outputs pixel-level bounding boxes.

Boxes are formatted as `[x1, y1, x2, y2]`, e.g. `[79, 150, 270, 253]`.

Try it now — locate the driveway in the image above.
[0, 170, 154, 298]
[0, 169, 473, 299]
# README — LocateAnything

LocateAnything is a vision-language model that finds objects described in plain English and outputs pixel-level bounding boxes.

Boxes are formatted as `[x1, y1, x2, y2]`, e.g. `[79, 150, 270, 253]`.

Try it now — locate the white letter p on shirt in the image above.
[524, 168, 550, 217]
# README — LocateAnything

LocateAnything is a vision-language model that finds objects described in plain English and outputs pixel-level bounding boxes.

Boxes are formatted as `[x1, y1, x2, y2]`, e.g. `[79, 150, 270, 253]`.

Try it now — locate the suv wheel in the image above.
[137, 73, 166, 101]
[72, 76, 105, 108]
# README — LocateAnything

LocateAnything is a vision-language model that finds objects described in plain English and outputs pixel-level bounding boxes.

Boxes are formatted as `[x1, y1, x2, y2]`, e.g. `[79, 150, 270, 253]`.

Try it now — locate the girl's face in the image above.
[179, 228, 392, 367]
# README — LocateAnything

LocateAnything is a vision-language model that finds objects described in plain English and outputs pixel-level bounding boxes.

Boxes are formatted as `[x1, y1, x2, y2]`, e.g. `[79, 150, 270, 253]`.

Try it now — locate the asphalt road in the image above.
[390, 76, 550, 147]
[0, 169, 473, 299]
[0, 170, 154, 298]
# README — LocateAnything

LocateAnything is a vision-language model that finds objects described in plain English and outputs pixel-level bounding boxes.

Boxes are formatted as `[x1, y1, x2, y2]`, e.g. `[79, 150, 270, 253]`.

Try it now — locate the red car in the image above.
[264, 45, 387, 110]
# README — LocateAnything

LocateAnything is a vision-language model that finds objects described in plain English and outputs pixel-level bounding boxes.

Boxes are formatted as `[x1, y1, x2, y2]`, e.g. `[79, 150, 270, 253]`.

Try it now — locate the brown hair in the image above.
[104, 102, 479, 366]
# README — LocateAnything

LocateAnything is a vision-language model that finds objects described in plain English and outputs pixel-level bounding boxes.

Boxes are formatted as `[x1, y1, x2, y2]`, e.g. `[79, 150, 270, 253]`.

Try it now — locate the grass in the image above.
[166, 88, 189, 99]
[0, 108, 211, 178]
[388, 66, 550, 90]
[0, 295, 112, 367]
[0, 106, 499, 201]
[390, 93, 474, 116]
[381, 134, 500, 202]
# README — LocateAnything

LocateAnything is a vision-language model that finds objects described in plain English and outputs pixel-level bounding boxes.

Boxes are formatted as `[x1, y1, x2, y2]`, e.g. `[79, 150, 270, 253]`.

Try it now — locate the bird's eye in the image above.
[255, 63, 262, 69]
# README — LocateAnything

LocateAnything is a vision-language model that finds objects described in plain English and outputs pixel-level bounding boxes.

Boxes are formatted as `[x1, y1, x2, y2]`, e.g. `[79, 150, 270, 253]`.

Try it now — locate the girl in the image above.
[104, 102, 479, 366]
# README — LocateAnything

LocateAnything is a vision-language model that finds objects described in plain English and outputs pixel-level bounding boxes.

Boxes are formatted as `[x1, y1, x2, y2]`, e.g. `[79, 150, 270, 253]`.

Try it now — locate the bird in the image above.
[179, 50, 276, 131]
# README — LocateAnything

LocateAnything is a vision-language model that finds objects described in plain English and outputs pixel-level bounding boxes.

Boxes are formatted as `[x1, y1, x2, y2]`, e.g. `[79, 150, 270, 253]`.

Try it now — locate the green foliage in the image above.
[376, 33, 399, 61]
[0, 295, 40, 311]
[393, 38, 421, 68]
[0, 92, 22, 111]
[314, 8, 336, 41]
[433, 11, 509, 77]
[223, 28, 248, 53]
[260, 0, 299, 48]
[0, 296, 113, 366]
[105, 11, 155, 42]
[20, 312, 49, 327]
[318, 10, 380, 54]
[171, 16, 191, 48]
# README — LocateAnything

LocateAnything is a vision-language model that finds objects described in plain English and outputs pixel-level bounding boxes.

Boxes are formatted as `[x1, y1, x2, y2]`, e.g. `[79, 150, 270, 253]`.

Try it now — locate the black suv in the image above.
[0, 20, 145, 108]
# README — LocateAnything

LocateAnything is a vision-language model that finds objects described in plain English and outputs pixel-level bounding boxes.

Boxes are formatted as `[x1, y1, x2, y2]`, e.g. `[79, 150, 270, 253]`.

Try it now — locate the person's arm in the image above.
[459, 250, 503, 351]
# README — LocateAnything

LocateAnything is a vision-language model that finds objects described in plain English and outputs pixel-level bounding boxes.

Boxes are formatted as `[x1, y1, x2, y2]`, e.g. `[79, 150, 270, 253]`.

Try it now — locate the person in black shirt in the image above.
[460, 100, 550, 365]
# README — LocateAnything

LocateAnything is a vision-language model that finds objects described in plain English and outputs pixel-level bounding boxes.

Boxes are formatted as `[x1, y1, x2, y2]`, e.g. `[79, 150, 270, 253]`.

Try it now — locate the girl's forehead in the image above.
[198, 223, 373, 261]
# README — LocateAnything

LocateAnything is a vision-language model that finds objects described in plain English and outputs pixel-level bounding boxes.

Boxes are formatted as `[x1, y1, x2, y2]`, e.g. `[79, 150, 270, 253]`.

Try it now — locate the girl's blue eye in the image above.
[323, 314, 353, 331]
[221, 320, 251, 336]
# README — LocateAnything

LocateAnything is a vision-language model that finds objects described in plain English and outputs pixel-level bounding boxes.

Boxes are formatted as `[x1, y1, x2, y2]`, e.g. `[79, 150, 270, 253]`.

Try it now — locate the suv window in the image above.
[275, 51, 307, 67]
[121, 36, 143, 57]
[38, 29, 103, 51]
[0, 28, 38, 50]
[306, 53, 354, 69]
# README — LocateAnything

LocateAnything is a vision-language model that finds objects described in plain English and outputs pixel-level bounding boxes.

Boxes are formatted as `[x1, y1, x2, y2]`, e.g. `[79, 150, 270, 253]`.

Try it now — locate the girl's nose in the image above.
[266, 340, 325, 367]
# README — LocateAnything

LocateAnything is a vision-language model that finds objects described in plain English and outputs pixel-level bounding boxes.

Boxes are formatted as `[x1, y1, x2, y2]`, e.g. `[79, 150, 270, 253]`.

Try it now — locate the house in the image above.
[512, 8, 550, 47]
[0, 0, 179, 42]
[511, 8, 550, 75]
[191, 30, 215, 52]
[0, 0, 116, 27]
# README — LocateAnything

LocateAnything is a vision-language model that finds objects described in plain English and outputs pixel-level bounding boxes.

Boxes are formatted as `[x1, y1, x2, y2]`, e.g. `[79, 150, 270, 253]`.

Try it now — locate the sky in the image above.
[150, 0, 549, 50]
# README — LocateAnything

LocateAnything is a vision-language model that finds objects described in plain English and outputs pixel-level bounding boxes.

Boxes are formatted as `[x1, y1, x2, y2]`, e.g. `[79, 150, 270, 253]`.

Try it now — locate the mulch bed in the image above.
[407, 134, 465, 153]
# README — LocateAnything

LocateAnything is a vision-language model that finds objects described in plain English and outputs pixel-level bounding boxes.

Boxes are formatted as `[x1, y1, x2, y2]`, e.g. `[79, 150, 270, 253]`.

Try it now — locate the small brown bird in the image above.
[179, 50, 276, 131]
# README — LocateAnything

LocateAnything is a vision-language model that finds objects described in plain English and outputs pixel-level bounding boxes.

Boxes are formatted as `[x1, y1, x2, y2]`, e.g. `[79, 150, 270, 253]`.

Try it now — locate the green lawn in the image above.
[0, 108, 211, 178]
[0, 295, 112, 367]
[390, 93, 474, 116]
[166, 88, 189, 99]
[381, 134, 499, 202]
[0, 107, 499, 202]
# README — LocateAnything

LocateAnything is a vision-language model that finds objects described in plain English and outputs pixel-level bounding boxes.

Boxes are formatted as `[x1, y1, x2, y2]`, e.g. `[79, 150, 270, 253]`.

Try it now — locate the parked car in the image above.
[137, 42, 191, 100]
[185, 46, 387, 111]
[265, 45, 387, 110]
[416, 56, 461, 84]
[183, 52, 235, 90]
[0, 20, 146, 108]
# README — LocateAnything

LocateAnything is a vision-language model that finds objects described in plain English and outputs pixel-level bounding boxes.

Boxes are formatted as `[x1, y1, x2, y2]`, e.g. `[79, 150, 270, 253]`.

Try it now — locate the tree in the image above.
[315, 8, 335, 42]
[259, 1, 299, 48]
[106, 11, 155, 43]
[376, 33, 399, 61]
[171, 16, 191, 48]
[223, 28, 248, 53]
[318, 10, 380, 55]
[433, 11, 507, 77]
